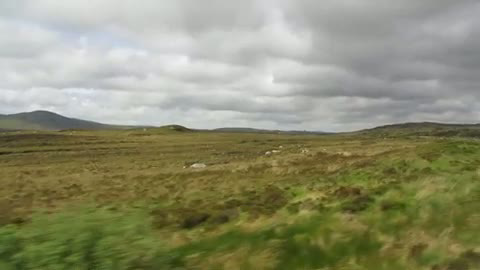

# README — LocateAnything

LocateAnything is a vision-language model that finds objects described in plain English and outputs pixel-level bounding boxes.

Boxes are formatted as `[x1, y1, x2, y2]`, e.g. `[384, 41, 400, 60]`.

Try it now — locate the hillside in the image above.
[0, 111, 329, 134]
[358, 121, 480, 138]
[0, 111, 129, 131]
[4, 110, 480, 138]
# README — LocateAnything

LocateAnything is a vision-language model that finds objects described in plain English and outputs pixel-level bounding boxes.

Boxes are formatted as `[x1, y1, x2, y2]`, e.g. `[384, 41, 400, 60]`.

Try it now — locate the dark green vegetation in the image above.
[1, 127, 480, 269]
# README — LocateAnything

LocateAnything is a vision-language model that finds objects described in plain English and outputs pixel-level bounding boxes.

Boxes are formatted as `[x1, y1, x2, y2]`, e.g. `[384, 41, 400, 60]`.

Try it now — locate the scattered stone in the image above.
[301, 148, 310, 154]
[266, 150, 281, 156]
[190, 163, 207, 169]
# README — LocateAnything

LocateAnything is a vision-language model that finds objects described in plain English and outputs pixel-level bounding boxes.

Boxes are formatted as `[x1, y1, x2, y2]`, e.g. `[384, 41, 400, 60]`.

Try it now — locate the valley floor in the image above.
[0, 129, 479, 269]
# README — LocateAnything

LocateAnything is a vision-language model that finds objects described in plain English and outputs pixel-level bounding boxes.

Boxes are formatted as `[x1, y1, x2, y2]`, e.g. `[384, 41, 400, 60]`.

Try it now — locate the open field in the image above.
[1, 129, 480, 269]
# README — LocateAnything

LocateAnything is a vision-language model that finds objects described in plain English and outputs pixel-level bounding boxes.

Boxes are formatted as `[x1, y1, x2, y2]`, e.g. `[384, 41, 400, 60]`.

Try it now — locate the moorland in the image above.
[0, 121, 480, 269]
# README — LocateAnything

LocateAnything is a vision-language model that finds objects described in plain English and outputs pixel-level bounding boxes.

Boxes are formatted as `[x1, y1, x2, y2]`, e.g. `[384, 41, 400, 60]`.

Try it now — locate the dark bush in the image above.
[341, 195, 374, 213]
[380, 200, 407, 211]
[334, 186, 362, 198]
[181, 212, 210, 229]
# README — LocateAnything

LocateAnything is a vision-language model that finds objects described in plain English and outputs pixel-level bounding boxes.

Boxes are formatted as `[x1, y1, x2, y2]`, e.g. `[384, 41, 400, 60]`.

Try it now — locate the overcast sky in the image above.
[1, 0, 480, 131]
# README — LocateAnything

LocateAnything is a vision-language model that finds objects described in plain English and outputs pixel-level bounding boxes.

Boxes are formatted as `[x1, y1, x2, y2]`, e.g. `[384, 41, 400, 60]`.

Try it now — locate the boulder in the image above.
[190, 163, 207, 169]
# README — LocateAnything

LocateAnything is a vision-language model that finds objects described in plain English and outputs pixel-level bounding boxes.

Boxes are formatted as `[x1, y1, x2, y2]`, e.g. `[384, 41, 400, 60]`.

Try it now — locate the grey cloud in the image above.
[0, 19, 60, 58]
[9, 0, 267, 33]
[1, 0, 480, 131]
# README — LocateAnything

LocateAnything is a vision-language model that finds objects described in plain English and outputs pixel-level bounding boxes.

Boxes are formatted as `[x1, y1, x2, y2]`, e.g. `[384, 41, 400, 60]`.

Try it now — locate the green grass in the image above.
[1, 130, 480, 269]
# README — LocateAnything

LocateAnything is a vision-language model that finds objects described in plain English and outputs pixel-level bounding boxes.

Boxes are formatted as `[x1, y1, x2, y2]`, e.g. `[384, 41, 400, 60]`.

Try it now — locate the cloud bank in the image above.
[1, 0, 480, 131]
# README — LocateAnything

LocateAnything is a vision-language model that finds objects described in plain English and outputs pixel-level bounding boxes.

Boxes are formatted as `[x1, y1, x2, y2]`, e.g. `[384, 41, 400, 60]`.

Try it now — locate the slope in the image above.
[0, 110, 126, 131]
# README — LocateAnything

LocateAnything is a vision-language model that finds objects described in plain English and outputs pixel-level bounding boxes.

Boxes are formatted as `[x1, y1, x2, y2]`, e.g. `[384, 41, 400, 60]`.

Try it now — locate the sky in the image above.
[1, 0, 480, 132]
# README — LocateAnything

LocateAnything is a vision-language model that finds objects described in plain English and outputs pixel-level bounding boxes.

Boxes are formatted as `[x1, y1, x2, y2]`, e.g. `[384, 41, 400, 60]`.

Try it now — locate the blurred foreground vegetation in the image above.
[0, 129, 479, 269]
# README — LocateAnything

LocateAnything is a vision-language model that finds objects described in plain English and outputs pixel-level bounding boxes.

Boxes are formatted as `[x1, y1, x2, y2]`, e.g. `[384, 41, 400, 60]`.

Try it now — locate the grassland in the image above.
[0, 128, 479, 269]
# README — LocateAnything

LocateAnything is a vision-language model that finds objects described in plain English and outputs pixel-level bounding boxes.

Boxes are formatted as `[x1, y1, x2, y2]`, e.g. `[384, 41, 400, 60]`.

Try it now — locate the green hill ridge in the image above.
[0, 111, 124, 131]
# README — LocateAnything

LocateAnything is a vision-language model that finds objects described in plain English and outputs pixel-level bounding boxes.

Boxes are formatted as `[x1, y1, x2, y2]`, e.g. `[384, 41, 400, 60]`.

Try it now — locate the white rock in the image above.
[272, 150, 281, 153]
[190, 163, 207, 169]
[265, 151, 272, 156]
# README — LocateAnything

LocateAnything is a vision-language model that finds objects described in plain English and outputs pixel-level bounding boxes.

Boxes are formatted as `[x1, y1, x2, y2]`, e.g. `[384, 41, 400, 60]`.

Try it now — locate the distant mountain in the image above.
[7, 111, 479, 138]
[0, 111, 131, 131]
[213, 127, 329, 135]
